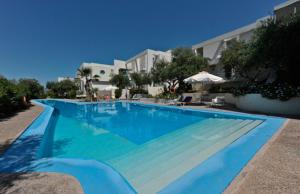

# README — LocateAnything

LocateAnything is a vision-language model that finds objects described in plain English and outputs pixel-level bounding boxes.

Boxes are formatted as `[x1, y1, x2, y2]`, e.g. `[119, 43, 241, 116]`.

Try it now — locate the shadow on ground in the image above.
[0, 133, 71, 193]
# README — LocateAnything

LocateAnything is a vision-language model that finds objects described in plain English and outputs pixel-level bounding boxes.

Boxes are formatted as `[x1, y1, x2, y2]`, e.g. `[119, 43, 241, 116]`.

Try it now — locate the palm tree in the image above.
[77, 67, 93, 101]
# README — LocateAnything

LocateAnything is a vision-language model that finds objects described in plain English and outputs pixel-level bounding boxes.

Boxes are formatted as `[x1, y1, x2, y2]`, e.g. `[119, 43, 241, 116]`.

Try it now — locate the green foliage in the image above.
[18, 79, 44, 100]
[220, 41, 251, 79]
[220, 14, 300, 100]
[77, 67, 93, 100]
[231, 82, 300, 101]
[250, 15, 300, 86]
[130, 72, 151, 89]
[129, 88, 148, 98]
[46, 80, 78, 99]
[155, 92, 179, 99]
[114, 88, 122, 99]
[109, 74, 130, 89]
[151, 47, 208, 93]
[210, 81, 300, 101]
[0, 76, 44, 116]
[0, 76, 21, 115]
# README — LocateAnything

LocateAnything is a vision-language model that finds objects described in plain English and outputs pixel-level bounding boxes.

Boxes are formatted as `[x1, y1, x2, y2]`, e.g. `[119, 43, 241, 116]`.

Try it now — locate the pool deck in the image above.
[0, 105, 83, 194]
[0, 101, 299, 193]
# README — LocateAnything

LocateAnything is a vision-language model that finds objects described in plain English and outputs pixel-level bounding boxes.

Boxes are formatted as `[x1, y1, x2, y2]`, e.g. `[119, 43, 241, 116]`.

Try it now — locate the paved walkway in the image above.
[224, 119, 300, 194]
[0, 105, 83, 194]
[0, 105, 43, 154]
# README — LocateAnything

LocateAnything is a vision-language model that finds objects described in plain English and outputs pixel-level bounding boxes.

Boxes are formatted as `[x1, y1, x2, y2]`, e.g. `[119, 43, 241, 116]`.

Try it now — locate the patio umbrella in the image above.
[104, 85, 118, 91]
[184, 71, 225, 84]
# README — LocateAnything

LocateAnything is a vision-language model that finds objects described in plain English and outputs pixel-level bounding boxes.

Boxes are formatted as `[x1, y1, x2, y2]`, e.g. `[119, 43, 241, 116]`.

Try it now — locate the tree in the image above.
[220, 41, 252, 80]
[0, 76, 44, 116]
[250, 15, 300, 86]
[46, 80, 77, 99]
[130, 72, 151, 89]
[109, 74, 130, 89]
[17, 79, 44, 103]
[221, 14, 300, 85]
[0, 76, 21, 115]
[151, 47, 208, 93]
[77, 67, 100, 101]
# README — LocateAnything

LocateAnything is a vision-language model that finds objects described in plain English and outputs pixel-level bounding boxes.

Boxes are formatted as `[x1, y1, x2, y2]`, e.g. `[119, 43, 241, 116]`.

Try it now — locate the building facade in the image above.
[76, 60, 126, 95]
[57, 77, 74, 82]
[125, 49, 172, 74]
[125, 49, 172, 96]
[192, 0, 299, 79]
[192, 17, 266, 79]
[274, 0, 300, 20]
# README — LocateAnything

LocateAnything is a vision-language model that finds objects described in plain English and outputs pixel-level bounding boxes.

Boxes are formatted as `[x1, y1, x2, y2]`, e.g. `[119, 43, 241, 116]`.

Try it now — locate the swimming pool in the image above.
[0, 100, 286, 194]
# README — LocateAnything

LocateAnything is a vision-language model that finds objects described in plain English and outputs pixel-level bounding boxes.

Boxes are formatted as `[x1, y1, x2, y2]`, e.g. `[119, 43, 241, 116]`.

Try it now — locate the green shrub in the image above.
[46, 80, 77, 99]
[0, 76, 45, 116]
[0, 77, 24, 115]
[114, 88, 122, 99]
[129, 88, 148, 98]
[155, 92, 178, 99]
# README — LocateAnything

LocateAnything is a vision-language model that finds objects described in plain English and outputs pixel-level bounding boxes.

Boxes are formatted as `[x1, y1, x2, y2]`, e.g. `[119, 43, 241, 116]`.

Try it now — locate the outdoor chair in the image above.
[176, 96, 193, 106]
[208, 96, 225, 107]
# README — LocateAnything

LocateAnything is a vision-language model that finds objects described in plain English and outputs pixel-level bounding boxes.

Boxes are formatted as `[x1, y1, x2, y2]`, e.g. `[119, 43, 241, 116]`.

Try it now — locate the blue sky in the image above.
[0, 0, 284, 84]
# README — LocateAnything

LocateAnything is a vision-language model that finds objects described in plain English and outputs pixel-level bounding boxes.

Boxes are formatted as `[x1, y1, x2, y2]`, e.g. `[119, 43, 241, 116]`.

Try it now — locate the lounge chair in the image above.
[166, 96, 183, 105]
[132, 94, 142, 101]
[207, 96, 225, 107]
[176, 96, 193, 106]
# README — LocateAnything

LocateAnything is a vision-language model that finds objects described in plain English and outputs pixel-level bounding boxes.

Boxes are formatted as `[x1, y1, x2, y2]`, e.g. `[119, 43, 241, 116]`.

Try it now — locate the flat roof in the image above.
[274, 0, 300, 11]
[192, 16, 269, 49]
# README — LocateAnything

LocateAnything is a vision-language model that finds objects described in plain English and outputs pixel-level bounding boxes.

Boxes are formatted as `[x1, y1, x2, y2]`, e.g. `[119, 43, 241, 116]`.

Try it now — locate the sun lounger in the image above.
[176, 96, 193, 106]
[207, 96, 225, 107]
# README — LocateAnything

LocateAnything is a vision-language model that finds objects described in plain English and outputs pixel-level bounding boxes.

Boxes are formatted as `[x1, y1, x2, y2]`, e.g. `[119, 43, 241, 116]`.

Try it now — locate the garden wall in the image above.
[234, 94, 300, 116]
[211, 93, 300, 116]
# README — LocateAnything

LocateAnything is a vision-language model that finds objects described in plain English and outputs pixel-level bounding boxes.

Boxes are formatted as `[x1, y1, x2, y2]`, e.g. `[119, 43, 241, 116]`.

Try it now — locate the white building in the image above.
[76, 49, 172, 97]
[125, 49, 172, 96]
[57, 77, 74, 82]
[274, 0, 300, 19]
[76, 60, 126, 95]
[125, 49, 172, 74]
[192, 0, 300, 79]
[192, 17, 267, 78]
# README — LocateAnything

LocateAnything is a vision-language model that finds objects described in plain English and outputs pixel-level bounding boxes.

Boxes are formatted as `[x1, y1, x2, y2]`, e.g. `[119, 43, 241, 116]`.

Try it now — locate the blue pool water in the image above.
[39, 100, 264, 193]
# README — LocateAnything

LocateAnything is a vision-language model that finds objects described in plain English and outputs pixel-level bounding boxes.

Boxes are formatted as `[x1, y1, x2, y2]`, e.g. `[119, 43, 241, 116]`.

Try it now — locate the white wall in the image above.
[203, 41, 222, 60]
[211, 93, 300, 116]
[126, 49, 172, 73]
[147, 86, 164, 96]
[80, 63, 115, 82]
[235, 94, 300, 116]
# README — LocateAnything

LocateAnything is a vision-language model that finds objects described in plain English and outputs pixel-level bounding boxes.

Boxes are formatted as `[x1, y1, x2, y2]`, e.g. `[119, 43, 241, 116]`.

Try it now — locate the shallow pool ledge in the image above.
[158, 115, 286, 194]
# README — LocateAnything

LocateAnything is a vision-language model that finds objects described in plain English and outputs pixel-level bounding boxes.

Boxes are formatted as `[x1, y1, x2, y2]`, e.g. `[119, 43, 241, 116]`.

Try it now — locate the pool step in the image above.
[126, 120, 254, 180]
[108, 118, 223, 163]
[112, 119, 262, 194]
[108, 119, 242, 170]
[136, 120, 263, 194]
[112, 119, 247, 174]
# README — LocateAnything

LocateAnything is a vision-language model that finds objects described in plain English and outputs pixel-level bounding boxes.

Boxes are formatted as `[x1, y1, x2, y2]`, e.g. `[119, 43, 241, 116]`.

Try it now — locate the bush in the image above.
[129, 88, 148, 98]
[46, 80, 77, 99]
[18, 79, 44, 101]
[0, 76, 45, 117]
[155, 92, 178, 99]
[114, 88, 122, 99]
[0, 77, 21, 115]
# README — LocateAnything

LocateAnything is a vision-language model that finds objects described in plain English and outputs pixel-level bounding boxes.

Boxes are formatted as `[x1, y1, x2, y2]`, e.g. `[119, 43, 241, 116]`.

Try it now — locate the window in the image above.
[196, 47, 203, 57]
[100, 70, 105, 75]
